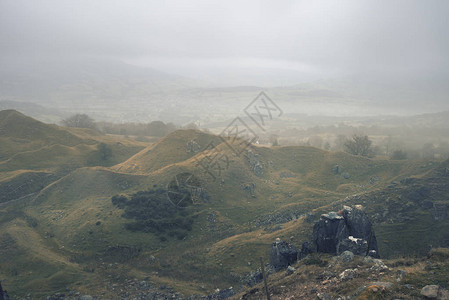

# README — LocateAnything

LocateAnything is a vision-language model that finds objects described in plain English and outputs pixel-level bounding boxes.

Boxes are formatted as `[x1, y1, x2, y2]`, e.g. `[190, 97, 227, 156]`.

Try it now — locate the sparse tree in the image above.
[97, 143, 112, 161]
[344, 134, 373, 157]
[63, 114, 96, 129]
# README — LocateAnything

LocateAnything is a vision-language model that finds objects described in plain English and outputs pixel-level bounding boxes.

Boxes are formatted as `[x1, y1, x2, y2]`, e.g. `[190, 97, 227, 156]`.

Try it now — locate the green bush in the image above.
[111, 188, 196, 240]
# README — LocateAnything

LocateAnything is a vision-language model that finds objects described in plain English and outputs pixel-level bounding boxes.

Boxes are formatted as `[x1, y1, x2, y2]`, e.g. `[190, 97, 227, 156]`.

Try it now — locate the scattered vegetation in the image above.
[344, 134, 373, 157]
[97, 120, 177, 137]
[62, 113, 96, 129]
[111, 188, 196, 241]
[63, 114, 178, 138]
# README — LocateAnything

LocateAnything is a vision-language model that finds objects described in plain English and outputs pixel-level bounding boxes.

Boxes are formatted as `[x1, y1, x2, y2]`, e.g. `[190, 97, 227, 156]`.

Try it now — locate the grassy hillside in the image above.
[113, 129, 223, 174]
[0, 111, 447, 298]
[0, 110, 147, 169]
[0, 110, 82, 144]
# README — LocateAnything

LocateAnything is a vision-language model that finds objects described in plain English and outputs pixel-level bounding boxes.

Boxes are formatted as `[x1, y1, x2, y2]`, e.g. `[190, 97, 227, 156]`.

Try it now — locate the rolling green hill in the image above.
[0, 111, 447, 298]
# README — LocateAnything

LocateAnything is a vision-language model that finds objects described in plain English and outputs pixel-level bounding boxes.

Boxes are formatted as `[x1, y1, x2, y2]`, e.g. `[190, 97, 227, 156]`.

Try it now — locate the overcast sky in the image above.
[1, 0, 449, 85]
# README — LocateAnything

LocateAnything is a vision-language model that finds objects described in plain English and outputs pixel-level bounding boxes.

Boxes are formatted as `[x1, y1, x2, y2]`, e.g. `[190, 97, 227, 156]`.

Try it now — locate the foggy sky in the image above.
[1, 0, 449, 84]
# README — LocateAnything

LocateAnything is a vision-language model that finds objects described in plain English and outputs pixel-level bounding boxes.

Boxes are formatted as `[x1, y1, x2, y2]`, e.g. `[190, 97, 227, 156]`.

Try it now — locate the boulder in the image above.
[337, 236, 368, 255]
[421, 285, 440, 299]
[365, 258, 389, 272]
[269, 239, 298, 271]
[339, 268, 357, 281]
[298, 241, 315, 259]
[313, 212, 348, 254]
[311, 205, 379, 257]
[343, 206, 378, 252]
[286, 265, 296, 275]
[421, 285, 449, 300]
[338, 250, 354, 263]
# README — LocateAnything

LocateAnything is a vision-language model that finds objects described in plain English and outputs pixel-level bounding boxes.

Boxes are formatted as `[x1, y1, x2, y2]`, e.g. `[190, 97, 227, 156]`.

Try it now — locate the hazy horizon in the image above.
[1, 1, 449, 119]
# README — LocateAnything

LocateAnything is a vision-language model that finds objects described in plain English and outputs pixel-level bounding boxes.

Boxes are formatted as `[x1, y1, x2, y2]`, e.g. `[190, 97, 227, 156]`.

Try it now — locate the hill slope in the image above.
[0, 112, 447, 298]
[0, 110, 147, 204]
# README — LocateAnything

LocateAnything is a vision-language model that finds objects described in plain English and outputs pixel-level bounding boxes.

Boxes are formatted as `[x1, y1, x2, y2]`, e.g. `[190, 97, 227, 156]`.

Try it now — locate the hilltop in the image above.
[0, 109, 83, 157]
[113, 129, 223, 174]
[0, 111, 448, 298]
[0, 109, 147, 205]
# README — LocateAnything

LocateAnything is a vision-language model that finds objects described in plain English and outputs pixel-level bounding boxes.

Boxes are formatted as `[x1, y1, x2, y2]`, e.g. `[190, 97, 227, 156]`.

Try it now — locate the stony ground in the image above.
[236, 248, 449, 300]
[10, 248, 446, 300]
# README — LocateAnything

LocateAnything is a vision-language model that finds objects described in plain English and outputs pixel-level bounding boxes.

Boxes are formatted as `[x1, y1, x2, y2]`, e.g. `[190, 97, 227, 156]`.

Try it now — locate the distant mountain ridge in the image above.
[2, 56, 449, 123]
[0, 56, 197, 101]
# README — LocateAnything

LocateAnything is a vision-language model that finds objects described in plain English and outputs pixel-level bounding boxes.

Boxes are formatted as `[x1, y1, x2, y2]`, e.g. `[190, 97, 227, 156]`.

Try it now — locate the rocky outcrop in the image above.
[270, 239, 298, 271]
[313, 211, 348, 254]
[342, 205, 378, 255]
[338, 250, 354, 263]
[302, 205, 379, 258]
[337, 236, 368, 255]
[421, 285, 449, 299]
